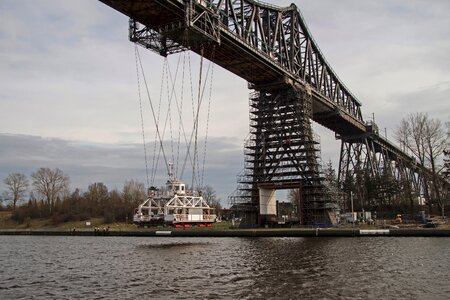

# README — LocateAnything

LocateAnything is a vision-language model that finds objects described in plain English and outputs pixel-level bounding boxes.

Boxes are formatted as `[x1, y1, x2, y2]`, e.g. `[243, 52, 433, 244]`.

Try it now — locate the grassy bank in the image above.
[0, 211, 133, 230]
[1, 211, 449, 231]
[0, 211, 235, 231]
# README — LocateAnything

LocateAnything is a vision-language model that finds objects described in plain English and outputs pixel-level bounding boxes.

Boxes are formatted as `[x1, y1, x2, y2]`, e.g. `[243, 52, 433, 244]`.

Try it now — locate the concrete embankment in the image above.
[1, 228, 450, 237]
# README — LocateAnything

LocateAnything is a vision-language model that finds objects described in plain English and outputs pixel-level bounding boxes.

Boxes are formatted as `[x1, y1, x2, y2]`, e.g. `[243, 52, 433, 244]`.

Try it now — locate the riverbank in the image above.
[0, 212, 136, 231]
[2, 211, 449, 237]
[1, 227, 450, 237]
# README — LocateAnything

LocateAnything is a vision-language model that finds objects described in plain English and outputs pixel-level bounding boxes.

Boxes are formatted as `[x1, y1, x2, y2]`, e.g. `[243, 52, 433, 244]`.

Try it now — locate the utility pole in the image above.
[351, 191, 354, 227]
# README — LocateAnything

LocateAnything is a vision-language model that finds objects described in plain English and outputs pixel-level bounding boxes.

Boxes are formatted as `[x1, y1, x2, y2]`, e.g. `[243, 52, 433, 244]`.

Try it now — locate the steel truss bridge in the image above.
[99, 0, 435, 225]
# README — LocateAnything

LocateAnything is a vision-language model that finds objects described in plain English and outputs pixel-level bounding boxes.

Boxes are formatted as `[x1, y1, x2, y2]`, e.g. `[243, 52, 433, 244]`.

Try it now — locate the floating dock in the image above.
[1, 228, 450, 237]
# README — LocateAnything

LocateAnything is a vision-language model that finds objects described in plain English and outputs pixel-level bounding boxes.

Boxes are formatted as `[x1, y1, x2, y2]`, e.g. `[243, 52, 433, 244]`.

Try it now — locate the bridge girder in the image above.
[100, 0, 365, 135]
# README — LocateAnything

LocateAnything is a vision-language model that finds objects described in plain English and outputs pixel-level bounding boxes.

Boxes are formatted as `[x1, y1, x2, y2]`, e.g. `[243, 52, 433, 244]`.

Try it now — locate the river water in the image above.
[0, 236, 449, 299]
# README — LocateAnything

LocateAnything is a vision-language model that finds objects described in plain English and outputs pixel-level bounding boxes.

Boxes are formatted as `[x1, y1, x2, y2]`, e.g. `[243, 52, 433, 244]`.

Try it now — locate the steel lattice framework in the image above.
[338, 125, 426, 211]
[99, 0, 437, 225]
[232, 85, 330, 224]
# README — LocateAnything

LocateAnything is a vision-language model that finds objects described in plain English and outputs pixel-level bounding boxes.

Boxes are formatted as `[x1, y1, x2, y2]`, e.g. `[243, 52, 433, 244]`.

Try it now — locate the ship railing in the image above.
[138, 215, 160, 222]
[172, 214, 217, 222]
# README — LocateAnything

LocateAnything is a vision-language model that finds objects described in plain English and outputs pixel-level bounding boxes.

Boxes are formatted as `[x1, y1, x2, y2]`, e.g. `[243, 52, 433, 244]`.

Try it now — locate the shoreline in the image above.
[1, 228, 450, 237]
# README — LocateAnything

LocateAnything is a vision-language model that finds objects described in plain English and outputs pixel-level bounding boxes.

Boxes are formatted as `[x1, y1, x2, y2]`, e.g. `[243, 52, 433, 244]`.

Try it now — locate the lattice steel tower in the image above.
[231, 82, 332, 226]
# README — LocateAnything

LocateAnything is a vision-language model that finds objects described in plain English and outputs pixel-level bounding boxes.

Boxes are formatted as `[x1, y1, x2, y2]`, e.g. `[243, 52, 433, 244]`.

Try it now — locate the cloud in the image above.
[0, 133, 243, 205]
[376, 81, 450, 139]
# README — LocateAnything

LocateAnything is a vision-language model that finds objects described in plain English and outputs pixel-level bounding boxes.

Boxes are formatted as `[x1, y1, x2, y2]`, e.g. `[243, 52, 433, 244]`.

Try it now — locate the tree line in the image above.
[2, 167, 221, 225]
[1, 167, 148, 225]
[395, 113, 449, 216]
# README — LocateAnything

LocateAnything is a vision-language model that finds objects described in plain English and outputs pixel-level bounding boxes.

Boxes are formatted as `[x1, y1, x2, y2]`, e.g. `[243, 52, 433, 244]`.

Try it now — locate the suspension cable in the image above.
[153, 60, 178, 183]
[135, 47, 170, 176]
[149, 56, 186, 184]
[165, 52, 196, 181]
[135, 44, 214, 190]
[200, 46, 216, 188]
[179, 52, 197, 180]
[134, 45, 150, 189]
[151, 58, 167, 185]
[175, 52, 186, 177]
[192, 47, 204, 190]
[163, 54, 188, 180]
[180, 51, 213, 181]
[166, 60, 175, 175]
[135, 45, 215, 190]
[195, 54, 214, 188]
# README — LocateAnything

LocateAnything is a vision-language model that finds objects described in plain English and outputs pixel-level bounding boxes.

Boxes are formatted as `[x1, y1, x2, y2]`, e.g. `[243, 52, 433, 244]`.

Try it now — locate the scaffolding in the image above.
[230, 84, 333, 226]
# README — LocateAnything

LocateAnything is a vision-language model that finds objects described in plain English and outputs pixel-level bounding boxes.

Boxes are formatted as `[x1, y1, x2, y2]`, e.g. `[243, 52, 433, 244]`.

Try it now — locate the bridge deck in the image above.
[100, 0, 366, 136]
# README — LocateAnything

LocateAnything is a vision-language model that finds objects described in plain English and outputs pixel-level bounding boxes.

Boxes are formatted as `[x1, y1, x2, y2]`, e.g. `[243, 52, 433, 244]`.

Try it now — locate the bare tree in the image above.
[201, 185, 222, 213]
[1, 191, 8, 208]
[423, 117, 447, 216]
[288, 188, 301, 218]
[122, 179, 145, 205]
[444, 150, 450, 181]
[396, 113, 428, 165]
[85, 182, 109, 216]
[3, 173, 29, 210]
[31, 168, 70, 211]
[444, 120, 450, 180]
[396, 113, 447, 215]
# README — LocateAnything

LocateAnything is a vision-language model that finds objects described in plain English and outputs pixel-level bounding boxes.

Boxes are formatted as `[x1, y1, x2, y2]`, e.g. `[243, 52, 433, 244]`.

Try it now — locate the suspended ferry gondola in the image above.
[133, 164, 216, 226]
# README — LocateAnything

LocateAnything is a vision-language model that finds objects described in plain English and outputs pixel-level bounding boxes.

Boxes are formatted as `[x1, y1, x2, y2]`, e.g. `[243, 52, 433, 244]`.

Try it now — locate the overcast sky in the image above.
[1, 0, 449, 205]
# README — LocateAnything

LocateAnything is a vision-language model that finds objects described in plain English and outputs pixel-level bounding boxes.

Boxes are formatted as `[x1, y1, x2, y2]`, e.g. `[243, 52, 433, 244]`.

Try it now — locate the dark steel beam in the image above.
[99, 0, 365, 135]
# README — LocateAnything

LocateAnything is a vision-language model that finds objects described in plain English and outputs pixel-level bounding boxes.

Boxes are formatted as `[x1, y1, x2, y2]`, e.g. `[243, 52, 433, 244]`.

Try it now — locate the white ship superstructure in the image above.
[133, 165, 216, 226]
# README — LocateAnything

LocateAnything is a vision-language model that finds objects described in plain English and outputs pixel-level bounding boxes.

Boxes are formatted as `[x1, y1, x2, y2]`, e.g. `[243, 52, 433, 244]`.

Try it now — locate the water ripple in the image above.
[0, 236, 449, 299]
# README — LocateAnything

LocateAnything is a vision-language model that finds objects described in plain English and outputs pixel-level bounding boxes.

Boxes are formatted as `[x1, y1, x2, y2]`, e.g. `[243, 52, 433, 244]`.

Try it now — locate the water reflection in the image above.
[0, 236, 449, 299]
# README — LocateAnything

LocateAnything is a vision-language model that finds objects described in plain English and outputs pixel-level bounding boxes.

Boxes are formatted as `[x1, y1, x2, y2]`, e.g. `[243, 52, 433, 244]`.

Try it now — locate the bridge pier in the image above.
[258, 188, 277, 225]
[231, 83, 335, 227]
